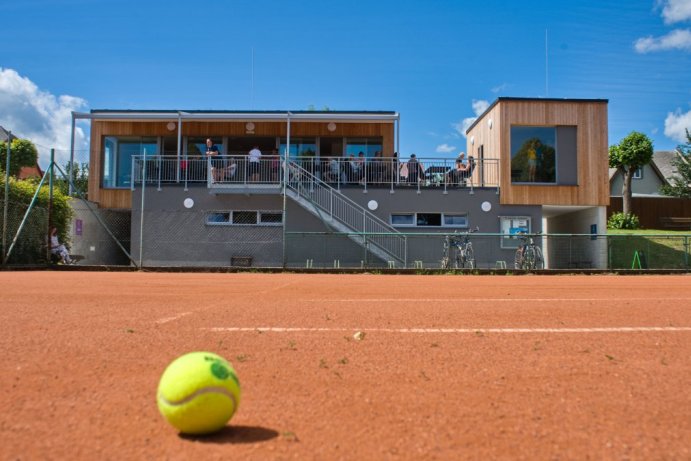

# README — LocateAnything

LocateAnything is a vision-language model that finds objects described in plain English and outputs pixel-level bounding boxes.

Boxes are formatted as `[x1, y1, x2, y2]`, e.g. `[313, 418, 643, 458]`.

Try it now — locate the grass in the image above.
[606, 229, 690, 269]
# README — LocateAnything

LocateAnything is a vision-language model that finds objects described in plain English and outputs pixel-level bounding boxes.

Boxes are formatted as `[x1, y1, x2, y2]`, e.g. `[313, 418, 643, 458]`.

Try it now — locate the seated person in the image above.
[50, 227, 73, 264]
[446, 153, 470, 185]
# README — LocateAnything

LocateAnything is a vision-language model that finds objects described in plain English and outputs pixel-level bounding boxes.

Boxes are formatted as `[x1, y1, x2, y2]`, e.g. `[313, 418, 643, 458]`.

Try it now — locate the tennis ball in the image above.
[157, 351, 241, 435]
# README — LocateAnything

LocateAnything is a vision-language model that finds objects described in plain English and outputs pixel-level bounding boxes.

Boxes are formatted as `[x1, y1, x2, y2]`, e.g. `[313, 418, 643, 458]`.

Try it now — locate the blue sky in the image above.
[1, 0, 690, 166]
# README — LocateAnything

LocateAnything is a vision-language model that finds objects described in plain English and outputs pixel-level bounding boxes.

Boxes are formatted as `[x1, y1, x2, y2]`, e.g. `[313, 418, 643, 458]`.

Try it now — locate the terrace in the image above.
[132, 154, 500, 194]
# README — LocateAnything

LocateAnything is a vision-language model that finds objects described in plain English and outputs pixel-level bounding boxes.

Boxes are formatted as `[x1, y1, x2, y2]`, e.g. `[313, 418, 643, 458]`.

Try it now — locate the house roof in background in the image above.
[608, 150, 682, 186]
[0, 126, 17, 142]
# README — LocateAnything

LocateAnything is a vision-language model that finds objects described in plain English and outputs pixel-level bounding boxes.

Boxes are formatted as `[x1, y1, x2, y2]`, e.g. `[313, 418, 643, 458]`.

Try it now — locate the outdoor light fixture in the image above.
[245, 122, 255, 133]
[470, 136, 475, 146]
[327, 122, 337, 132]
[488, 118, 493, 129]
[166, 122, 176, 131]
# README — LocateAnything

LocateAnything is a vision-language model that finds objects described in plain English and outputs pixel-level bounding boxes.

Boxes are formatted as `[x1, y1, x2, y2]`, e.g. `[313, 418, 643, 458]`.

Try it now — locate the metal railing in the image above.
[285, 161, 407, 266]
[131, 155, 500, 191]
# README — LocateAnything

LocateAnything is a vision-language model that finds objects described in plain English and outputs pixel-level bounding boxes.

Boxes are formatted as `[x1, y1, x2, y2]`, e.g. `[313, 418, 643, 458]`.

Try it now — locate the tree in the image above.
[609, 131, 654, 215]
[54, 161, 89, 198]
[660, 129, 691, 198]
[0, 138, 39, 177]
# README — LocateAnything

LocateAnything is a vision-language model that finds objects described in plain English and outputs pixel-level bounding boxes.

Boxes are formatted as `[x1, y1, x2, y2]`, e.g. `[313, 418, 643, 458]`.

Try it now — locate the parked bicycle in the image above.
[441, 227, 479, 269]
[514, 232, 544, 270]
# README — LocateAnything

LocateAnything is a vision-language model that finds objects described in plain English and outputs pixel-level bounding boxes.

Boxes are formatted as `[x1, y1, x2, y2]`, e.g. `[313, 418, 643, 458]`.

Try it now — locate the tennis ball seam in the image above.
[159, 386, 238, 410]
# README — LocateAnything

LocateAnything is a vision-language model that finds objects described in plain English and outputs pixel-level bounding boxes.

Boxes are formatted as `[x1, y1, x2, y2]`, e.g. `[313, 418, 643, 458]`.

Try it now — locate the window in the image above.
[233, 211, 258, 225]
[391, 213, 468, 228]
[345, 138, 383, 158]
[500, 216, 531, 249]
[103, 136, 158, 188]
[510, 126, 557, 183]
[391, 214, 415, 226]
[633, 167, 642, 179]
[280, 138, 316, 157]
[206, 211, 283, 226]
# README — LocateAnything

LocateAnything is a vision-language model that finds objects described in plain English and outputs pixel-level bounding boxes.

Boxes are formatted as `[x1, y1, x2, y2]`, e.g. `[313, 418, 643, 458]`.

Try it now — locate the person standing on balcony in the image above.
[407, 154, 424, 184]
[206, 138, 222, 182]
[248, 145, 262, 182]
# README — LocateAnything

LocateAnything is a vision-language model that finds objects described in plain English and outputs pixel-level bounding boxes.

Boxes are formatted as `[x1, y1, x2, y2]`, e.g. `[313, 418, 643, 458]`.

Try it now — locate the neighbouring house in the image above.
[609, 150, 681, 197]
[72, 98, 610, 269]
[0, 125, 17, 143]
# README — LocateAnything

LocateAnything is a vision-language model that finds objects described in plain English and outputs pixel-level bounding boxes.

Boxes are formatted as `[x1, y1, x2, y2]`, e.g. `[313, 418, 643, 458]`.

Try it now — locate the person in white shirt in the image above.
[50, 227, 73, 264]
[248, 145, 262, 182]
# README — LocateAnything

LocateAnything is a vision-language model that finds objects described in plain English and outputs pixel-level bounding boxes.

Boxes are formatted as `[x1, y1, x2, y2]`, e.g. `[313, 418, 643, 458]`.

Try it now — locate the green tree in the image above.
[0, 138, 39, 177]
[609, 131, 654, 215]
[54, 161, 89, 198]
[660, 129, 691, 198]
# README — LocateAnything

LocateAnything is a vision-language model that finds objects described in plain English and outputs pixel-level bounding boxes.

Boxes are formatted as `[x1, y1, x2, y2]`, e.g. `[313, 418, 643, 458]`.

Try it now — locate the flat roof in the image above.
[79, 109, 398, 122]
[465, 97, 609, 134]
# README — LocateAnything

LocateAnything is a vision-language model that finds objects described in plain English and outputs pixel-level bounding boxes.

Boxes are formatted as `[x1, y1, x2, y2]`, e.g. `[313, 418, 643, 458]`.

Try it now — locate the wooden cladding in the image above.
[89, 119, 395, 208]
[466, 99, 609, 207]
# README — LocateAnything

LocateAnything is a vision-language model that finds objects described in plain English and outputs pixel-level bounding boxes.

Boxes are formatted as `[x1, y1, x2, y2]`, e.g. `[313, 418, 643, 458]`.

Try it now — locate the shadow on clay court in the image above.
[180, 425, 279, 444]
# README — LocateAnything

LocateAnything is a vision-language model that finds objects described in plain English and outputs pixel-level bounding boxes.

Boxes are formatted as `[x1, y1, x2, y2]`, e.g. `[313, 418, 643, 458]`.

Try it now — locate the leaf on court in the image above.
[353, 331, 366, 341]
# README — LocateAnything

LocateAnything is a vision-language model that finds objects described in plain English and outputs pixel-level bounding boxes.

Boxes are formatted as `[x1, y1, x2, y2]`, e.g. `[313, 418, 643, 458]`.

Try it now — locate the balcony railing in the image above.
[131, 155, 500, 191]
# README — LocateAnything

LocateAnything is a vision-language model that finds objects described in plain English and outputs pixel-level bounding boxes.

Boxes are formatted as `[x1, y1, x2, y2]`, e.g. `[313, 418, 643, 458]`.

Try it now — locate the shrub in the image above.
[607, 212, 640, 230]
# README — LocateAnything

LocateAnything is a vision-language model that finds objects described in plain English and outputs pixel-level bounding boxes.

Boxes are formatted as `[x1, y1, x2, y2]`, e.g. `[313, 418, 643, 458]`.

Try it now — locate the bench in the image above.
[659, 217, 691, 230]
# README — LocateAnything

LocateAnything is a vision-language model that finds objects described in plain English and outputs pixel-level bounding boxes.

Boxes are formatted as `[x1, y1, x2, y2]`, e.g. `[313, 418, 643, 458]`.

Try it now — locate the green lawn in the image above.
[606, 229, 690, 269]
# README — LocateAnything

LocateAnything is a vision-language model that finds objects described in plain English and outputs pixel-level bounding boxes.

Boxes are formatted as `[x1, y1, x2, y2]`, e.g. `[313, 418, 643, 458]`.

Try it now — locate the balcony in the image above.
[132, 155, 500, 193]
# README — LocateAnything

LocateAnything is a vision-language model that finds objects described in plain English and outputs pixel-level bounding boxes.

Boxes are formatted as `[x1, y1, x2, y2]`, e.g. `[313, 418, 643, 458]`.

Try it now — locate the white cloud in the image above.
[491, 83, 508, 93]
[435, 143, 456, 153]
[634, 28, 691, 52]
[453, 99, 490, 138]
[664, 108, 691, 142]
[659, 0, 691, 24]
[0, 68, 88, 167]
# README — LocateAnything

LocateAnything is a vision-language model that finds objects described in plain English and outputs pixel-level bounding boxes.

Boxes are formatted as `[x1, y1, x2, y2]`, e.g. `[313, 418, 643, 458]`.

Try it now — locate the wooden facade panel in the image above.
[489, 100, 608, 207]
[90, 119, 394, 209]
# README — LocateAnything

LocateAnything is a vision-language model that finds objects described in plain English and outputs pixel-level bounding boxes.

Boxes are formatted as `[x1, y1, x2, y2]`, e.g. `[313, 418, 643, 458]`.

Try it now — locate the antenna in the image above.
[545, 29, 549, 97]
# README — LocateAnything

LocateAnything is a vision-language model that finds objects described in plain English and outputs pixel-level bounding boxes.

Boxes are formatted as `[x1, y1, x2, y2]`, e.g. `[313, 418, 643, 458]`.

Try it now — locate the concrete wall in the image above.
[70, 199, 131, 265]
[544, 206, 607, 269]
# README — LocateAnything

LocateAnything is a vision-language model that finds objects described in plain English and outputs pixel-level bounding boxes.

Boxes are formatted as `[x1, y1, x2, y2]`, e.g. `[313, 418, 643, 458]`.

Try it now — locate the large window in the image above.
[345, 138, 382, 158]
[103, 137, 158, 188]
[510, 127, 557, 183]
[280, 138, 316, 157]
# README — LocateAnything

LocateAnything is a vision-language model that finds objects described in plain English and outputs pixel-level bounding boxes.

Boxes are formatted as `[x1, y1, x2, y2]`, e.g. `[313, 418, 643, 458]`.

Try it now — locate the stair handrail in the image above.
[285, 160, 406, 265]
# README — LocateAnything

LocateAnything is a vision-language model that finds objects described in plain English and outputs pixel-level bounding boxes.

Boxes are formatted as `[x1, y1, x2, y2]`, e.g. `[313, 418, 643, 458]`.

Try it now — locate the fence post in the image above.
[2, 132, 10, 264]
[139, 150, 147, 268]
[47, 149, 55, 263]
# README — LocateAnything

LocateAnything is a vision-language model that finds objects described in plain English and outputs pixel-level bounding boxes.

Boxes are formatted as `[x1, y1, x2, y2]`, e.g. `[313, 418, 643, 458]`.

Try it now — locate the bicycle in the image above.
[441, 227, 478, 269]
[513, 232, 544, 270]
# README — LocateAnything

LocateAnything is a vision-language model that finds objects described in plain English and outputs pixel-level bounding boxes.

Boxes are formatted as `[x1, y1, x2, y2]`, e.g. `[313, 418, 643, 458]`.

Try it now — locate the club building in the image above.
[72, 97, 610, 269]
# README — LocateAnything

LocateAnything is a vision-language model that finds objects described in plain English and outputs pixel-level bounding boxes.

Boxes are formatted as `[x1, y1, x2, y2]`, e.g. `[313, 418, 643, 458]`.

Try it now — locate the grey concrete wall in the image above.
[544, 206, 607, 269]
[69, 199, 131, 265]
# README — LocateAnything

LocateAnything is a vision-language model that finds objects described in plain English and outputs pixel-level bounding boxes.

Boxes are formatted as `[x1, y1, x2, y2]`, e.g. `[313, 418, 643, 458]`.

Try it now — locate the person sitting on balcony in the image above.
[407, 154, 424, 184]
[205, 138, 223, 182]
[446, 152, 471, 186]
[50, 227, 73, 265]
[248, 145, 262, 182]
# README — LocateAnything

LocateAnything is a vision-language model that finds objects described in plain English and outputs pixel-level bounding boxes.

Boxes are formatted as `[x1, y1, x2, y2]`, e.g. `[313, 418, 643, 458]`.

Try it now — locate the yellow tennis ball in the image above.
[157, 351, 241, 435]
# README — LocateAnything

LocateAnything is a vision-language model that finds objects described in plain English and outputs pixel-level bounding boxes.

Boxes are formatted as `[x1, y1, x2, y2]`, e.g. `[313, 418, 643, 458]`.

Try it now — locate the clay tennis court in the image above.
[1, 272, 690, 460]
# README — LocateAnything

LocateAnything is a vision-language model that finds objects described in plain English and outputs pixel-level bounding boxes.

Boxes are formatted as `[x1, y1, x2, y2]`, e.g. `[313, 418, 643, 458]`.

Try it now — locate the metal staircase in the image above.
[284, 161, 407, 266]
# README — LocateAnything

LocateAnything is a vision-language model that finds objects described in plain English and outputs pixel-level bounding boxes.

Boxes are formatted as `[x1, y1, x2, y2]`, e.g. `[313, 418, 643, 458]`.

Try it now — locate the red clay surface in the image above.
[1, 272, 690, 460]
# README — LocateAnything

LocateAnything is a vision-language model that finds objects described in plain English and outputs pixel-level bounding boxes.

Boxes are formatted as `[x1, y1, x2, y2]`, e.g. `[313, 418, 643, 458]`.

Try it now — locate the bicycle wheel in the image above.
[463, 245, 475, 268]
[523, 246, 537, 270]
[514, 248, 524, 269]
[533, 245, 544, 269]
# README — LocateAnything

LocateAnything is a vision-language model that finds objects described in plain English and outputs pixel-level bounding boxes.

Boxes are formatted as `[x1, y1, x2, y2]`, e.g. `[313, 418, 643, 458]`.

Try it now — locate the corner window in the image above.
[103, 136, 158, 188]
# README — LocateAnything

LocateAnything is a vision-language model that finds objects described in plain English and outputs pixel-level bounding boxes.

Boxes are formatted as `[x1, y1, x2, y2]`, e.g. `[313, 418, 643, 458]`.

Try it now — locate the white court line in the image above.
[203, 326, 691, 334]
[306, 298, 691, 303]
[156, 312, 192, 324]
